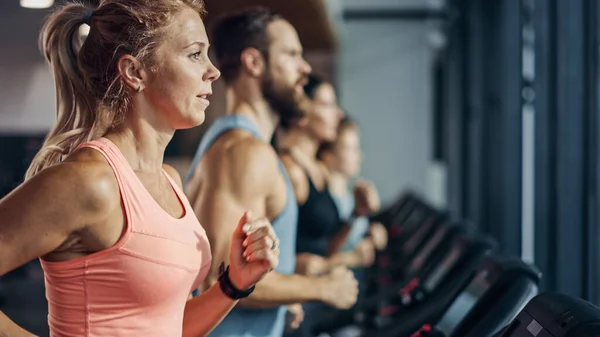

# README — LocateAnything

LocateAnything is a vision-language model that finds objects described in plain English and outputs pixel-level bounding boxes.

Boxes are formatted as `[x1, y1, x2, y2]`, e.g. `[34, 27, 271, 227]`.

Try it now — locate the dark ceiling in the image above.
[0, 0, 337, 54]
[204, 0, 337, 52]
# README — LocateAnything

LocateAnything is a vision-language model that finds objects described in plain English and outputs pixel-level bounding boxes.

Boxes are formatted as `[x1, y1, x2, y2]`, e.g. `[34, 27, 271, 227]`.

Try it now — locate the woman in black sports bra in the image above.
[279, 75, 381, 271]
[279, 75, 382, 337]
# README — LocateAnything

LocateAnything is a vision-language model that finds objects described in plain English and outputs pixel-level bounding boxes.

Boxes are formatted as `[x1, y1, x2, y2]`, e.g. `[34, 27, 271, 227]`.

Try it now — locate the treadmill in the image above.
[359, 233, 496, 334]
[369, 255, 541, 337]
[495, 292, 600, 337]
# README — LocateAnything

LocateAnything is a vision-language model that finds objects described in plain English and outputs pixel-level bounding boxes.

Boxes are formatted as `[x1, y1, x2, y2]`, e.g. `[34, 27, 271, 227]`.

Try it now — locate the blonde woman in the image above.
[0, 1, 279, 336]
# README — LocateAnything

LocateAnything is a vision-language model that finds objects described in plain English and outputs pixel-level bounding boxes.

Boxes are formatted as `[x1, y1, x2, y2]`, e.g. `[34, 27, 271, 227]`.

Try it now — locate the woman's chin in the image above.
[178, 112, 206, 130]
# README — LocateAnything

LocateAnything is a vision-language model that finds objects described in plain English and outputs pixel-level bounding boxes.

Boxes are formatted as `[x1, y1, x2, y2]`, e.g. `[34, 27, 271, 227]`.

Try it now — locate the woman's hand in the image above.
[353, 179, 381, 217]
[353, 238, 376, 267]
[286, 303, 305, 330]
[228, 211, 280, 290]
[369, 222, 388, 251]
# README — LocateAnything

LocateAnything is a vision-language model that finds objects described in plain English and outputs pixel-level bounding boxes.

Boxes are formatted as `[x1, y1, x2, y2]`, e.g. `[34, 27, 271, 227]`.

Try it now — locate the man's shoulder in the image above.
[222, 132, 278, 168]
[204, 131, 280, 183]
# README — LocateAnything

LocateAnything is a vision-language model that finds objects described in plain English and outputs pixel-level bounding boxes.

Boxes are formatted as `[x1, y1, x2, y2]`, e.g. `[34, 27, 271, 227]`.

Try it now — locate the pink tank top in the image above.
[40, 137, 212, 337]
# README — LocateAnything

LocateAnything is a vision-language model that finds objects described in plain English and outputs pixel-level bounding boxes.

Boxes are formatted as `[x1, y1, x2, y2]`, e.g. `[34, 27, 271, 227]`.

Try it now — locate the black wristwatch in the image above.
[217, 262, 255, 300]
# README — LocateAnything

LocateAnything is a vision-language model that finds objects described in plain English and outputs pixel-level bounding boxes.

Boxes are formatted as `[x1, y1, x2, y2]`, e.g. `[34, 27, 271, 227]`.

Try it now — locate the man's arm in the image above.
[238, 271, 326, 308]
[187, 135, 271, 289]
[186, 135, 328, 307]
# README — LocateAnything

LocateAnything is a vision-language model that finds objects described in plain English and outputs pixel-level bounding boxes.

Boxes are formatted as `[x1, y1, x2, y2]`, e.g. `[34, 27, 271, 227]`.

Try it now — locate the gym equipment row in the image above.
[323, 192, 600, 337]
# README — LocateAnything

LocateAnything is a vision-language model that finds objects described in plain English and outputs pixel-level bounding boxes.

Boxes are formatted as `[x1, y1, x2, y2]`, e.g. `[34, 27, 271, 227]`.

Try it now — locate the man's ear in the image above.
[117, 54, 148, 92]
[240, 48, 266, 78]
[296, 115, 310, 128]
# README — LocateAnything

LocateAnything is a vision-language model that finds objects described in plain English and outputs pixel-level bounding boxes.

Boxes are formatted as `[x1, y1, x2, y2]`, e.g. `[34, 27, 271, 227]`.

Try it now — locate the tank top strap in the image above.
[162, 167, 194, 211]
[185, 115, 263, 183]
[75, 137, 136, 232]
[331, 191, 356, 221]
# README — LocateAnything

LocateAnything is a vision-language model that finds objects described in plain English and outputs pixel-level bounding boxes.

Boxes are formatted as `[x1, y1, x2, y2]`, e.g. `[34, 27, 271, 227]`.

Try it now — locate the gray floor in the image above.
[0, 261, 49, 337]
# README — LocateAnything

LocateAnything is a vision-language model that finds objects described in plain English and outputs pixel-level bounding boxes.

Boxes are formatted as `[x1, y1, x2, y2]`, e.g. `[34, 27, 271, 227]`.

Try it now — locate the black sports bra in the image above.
[283, 152, 342, 256]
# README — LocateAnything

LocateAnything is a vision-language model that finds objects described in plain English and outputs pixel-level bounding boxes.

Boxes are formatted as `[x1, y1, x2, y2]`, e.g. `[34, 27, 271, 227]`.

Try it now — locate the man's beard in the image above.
[261, 72, 310, 129]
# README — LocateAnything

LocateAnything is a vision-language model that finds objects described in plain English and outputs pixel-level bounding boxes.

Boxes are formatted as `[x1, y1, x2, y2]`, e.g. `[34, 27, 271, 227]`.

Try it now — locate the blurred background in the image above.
[1, 0, 599, 335]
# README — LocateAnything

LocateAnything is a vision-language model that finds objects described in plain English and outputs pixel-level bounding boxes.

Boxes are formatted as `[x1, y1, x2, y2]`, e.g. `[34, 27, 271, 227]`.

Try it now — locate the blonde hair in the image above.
[26, 0, 206, 180]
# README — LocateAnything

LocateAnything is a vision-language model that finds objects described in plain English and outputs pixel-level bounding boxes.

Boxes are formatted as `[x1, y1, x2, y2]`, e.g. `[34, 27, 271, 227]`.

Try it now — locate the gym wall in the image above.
[337, 1, 439, 205]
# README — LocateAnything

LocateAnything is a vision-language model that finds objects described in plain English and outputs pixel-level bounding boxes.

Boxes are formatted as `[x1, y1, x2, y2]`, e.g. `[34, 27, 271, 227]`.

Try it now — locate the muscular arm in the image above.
[187, 135, 270, 289]
[0, 160, 120, 337]
[186, 135, 326, 308]
[238, 271, 325, 308]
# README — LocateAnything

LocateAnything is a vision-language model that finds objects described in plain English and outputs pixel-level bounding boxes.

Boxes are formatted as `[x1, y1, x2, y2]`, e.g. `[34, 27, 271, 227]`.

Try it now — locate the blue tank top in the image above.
[330, 192, 370, 252]
[185, 115, 298, 337]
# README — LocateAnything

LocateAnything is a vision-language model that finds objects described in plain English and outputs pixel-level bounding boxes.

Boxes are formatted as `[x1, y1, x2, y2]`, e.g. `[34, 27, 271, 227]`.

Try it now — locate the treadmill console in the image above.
[497, 292, 600, 337]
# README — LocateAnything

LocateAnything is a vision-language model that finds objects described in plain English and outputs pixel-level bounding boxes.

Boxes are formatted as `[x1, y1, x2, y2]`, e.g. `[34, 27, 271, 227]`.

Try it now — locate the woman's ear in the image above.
[117, 54, 148, 92]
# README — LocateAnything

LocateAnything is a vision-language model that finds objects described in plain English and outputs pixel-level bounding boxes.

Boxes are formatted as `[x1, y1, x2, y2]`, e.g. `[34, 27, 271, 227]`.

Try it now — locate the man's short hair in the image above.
[211, 7, 282, 84]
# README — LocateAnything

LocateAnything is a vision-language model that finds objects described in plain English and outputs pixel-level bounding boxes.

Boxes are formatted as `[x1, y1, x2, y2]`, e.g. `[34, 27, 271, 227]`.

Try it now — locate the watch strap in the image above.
[217, 262, 255, 300]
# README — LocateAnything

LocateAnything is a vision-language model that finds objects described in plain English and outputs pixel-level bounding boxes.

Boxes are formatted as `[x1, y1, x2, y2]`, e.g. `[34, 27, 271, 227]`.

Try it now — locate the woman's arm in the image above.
[326, 238, 375, 269]
[182, 283, 237, 337]
[326, 179, 381, 265]
[327, 223, 353, 256]
[0, 314, 37, 337]
[0, 160, 120, 336]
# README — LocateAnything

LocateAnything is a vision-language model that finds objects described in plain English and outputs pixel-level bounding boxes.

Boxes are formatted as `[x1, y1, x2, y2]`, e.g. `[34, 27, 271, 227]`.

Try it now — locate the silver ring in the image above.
[271, 239, 280, 251]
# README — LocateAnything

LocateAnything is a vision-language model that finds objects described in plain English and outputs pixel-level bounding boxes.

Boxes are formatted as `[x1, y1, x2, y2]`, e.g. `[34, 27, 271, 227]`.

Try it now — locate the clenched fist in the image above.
[353, 238, 376, 267]
[228, 211, 280, 290]
[320, 266, 359, 309]
[285, 303, 304, 330]
[368, 222, 388, 251]
[353, 180, 381, 217]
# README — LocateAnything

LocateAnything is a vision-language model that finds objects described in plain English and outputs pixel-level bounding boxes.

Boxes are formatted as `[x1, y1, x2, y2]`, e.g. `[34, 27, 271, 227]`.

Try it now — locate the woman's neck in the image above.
[284, 128, 320, 159]
[327, 171, 350, 196]
[105, 111, 173, 174]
